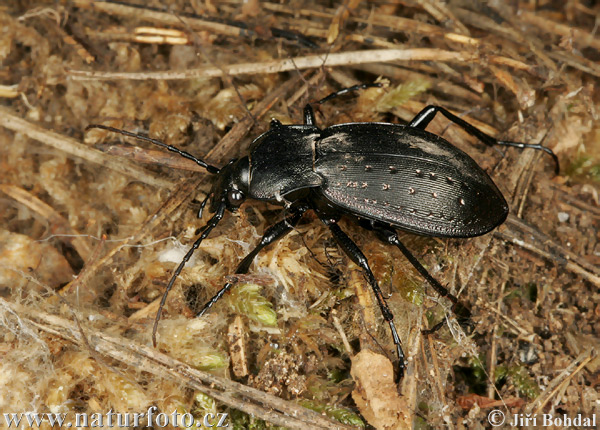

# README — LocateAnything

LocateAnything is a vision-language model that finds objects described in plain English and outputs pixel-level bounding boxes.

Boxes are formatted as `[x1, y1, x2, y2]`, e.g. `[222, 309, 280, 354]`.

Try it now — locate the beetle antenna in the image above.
[86, 124, 221, 174]
[152, 201, 227, 347]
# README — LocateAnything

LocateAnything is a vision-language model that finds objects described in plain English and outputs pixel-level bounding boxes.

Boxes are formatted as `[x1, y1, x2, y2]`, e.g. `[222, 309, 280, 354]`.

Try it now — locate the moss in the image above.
[227, 283, 278, 327]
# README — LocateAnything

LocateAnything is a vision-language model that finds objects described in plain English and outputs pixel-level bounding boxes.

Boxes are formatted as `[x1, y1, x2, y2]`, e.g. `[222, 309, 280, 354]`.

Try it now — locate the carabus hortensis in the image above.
[87, 83, 558, 379]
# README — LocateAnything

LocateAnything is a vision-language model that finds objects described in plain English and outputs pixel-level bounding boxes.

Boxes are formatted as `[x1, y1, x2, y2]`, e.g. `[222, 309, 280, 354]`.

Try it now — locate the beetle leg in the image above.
[322, 218, 406, 379]
[373, 224, 471, 334]
[408, 105, 559, 173]
[314, 83, 383, 105]
[153, 201, 227, 346]
[303, 104, 317, 126]
[304, 83, 383, 127]
[197, 193, 212, 219]
[196, 204, 308, 318]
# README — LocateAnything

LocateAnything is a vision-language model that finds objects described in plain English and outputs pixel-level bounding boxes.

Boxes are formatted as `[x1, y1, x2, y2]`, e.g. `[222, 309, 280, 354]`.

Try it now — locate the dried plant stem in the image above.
[401, 325, 423, 428]
[526, 348, 595, 415]
[0, 107, 172, 188]
[61, 175, 204, 295]
[71, 0, 249, 38]
[497, 214, 600, 287]
[519, 11, 600, 51]
[69, 48, 476, 81]
[0, 184, 92, 261]
[486, 281, 506, 399]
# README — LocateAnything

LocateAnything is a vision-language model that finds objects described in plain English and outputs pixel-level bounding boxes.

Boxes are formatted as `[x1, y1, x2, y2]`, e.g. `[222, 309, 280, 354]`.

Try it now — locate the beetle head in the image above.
[209, 157, 250, 212]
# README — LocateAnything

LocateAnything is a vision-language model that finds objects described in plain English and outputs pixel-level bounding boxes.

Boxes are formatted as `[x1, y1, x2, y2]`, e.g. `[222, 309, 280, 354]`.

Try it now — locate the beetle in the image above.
[87, 83, 558, 378]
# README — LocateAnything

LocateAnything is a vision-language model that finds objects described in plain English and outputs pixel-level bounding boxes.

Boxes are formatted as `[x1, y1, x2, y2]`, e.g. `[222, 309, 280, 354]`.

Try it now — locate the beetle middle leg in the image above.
[196, 204, 308, 318]
[373, 224, 471, 334]
[408, 105, 559, 173]
[320, 217, 406, 378]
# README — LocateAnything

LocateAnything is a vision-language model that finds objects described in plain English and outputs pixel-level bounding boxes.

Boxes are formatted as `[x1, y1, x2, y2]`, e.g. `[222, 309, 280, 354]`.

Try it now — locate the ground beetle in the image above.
[88, 84, 558, 379]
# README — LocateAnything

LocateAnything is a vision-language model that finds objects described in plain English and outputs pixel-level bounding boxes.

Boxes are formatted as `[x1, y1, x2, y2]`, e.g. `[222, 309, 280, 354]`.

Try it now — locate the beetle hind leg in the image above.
[321, 217, 406, 379]
[408, 105, 559, 173]
[373, 224, 472, 334]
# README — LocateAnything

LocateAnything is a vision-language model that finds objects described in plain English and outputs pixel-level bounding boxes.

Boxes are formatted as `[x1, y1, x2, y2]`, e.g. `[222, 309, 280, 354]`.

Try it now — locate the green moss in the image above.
[227, 283, 277, 326]
[299, 400, 365, 428]
[190, 350, 229, 371]
[376, 80, 432, 113]
[565, 155, 600, 182]
[229, 410, 268, 430]
[509, 366, 540, 399]
[495, 364, 540, 399]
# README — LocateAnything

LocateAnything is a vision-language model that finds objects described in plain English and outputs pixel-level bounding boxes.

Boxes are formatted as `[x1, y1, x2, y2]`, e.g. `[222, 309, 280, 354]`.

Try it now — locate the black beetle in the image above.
[87, 84, 558, 378]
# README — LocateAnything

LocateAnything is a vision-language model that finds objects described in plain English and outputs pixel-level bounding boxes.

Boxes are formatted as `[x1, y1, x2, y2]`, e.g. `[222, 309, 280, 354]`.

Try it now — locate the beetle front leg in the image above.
[373, 224, 471, 334]
[153, 202, 227, 346]
[408, 105, 559, 173]
[196, 205, 308, 317]
[322, 218, 406, 379]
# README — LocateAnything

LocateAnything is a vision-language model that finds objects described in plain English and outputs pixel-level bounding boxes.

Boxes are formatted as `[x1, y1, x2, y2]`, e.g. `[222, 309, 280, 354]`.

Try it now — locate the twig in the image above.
[71, 0, 254, 39]
[415, 0, 470, 35]
[332, 314, 354, 357]
[401, 324, 423, 428]
[519, 11, 600, 51]
[427, 335, 447, 412]
[478, 300, 534, 339]
[354, 63, 482, 102]
[551, 186, 600, 218]
[487, 281, 506, 399]
[60, 175, 203, 296]
[452, 7, 557, 73]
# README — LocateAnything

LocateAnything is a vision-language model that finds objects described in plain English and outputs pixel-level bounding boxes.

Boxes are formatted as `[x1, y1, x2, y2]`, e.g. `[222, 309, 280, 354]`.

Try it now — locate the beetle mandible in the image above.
[88, 83, 558, 378]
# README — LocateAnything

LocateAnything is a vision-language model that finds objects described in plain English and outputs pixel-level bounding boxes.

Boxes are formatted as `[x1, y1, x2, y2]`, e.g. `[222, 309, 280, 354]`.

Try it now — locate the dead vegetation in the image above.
[0, 1, 599, 429]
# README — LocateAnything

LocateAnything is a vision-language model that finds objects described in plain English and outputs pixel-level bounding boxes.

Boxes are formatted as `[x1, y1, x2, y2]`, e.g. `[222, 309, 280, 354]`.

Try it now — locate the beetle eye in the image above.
[227, 189, 245, 206]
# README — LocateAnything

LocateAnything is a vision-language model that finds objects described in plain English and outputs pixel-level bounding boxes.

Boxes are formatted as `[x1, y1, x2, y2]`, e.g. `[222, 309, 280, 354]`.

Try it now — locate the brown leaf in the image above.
[351, 350, 409, 430]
